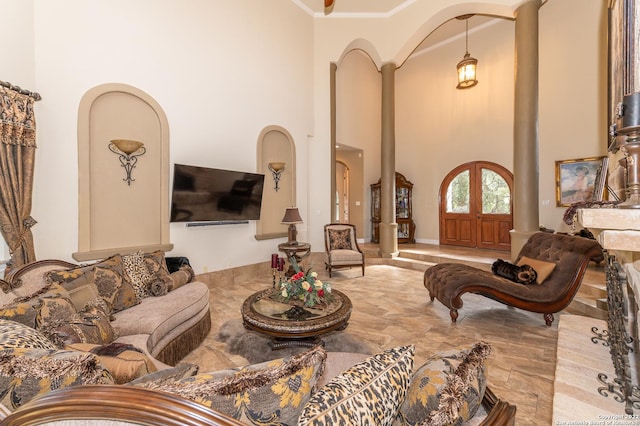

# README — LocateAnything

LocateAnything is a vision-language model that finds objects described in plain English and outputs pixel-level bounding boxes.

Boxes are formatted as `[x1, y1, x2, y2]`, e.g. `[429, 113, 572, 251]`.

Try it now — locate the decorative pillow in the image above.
[122, 251, 154, 300]
[328, 229, 353, 250]
[59, 277, 101, 311]
[92, 265, 139, 312]
[395, 341, 491, 426]
[491, 258, 537, 285]
[143, 251, 172, 297]
[148, 277, 169, 297]
[517, 256, 557, 285]
[46, 254, 138, 313]
[127, 363, 199, 386]
[298, 345, 415, 426]
[0, 283, 70, 328]
[66, 342, 157, 384]
[136, 345, 327, 425]
[0, 347, 114, 411]
[0, 319, 57, 351]
[42, 299, 117, 347]
[168, 264, 196, 291]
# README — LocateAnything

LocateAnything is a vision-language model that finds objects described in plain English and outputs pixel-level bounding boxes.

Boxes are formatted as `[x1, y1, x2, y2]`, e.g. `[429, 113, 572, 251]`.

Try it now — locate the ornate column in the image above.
[510, 0, 542, 259]
[379, 63, 399, 258]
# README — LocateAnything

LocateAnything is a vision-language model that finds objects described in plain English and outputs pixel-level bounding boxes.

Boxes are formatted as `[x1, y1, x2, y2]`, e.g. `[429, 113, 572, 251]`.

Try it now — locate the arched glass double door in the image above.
[439, 161, 513, 251]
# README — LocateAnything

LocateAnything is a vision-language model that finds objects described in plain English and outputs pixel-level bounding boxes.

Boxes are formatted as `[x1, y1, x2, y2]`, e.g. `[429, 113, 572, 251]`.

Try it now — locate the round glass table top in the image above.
[241, 288, 352, 339]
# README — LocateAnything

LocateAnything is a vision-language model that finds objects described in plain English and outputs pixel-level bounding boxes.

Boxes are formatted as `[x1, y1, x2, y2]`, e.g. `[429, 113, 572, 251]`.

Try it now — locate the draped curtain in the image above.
[0, 86, 38, 270]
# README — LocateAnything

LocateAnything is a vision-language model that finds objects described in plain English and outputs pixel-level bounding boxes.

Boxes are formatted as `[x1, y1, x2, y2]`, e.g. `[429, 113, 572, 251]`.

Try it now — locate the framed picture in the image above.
[555, 156, 607, 207]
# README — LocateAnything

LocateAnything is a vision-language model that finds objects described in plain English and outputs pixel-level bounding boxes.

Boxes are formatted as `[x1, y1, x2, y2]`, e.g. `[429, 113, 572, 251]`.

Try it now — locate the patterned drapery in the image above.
[0, 86, 38, 271]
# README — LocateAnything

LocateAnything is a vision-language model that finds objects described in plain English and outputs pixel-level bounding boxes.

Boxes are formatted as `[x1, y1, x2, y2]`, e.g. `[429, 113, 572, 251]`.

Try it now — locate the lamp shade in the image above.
[456, 53, 478, 89]
[281, 207, 303, 224]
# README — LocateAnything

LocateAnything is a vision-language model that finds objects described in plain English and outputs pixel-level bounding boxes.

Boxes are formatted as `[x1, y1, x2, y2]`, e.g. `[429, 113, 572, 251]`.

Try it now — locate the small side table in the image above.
[278, 242, 311, 277]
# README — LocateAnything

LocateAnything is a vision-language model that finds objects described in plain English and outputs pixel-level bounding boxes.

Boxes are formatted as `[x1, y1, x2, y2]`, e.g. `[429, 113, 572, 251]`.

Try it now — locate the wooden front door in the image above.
[439, 161, 513, 251]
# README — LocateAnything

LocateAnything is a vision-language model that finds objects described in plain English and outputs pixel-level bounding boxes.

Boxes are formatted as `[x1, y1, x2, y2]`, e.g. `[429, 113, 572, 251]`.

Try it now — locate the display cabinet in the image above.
[371, 172, 416, 243]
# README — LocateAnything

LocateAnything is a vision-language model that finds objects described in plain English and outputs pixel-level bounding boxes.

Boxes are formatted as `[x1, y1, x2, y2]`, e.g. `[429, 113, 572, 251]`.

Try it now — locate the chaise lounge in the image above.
[424, 232, 603, 326]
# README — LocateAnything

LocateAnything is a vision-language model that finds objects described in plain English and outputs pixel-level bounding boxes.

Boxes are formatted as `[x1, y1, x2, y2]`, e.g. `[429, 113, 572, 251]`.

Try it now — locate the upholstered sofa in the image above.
[0, 251, 211, 410]
[0, 253, 515, 425]
[0, 343, 516, 425]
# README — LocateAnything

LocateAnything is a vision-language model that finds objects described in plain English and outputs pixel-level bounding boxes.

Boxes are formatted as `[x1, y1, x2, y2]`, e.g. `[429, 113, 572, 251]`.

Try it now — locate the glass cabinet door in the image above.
[396, 188, 409, 218]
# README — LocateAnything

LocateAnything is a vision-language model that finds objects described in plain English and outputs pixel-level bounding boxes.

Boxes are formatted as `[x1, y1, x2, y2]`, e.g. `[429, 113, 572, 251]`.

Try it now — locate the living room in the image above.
[0, 0, 613, 424]
[0, 0, 605, 274]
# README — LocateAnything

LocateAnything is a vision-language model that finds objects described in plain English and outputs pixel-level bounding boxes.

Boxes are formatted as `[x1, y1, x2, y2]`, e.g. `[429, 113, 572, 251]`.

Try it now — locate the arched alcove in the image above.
[74, 83, 172, 261]
[256, 125, 296, 239]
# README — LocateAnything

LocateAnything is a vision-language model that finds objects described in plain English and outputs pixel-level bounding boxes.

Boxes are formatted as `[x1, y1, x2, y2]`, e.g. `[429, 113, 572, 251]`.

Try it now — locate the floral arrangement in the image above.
[272, 257, 333, 308]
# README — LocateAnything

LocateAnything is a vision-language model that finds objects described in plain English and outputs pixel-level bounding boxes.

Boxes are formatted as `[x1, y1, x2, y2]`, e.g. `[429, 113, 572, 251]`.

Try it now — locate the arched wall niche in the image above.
[256, 125, 296, 240]
[74, 83, 172, 261]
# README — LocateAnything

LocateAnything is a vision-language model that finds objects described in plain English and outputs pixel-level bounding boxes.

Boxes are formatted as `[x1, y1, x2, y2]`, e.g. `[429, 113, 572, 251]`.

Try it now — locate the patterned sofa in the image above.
[0, 343, 516, 425]
[0, 251, 211, 411]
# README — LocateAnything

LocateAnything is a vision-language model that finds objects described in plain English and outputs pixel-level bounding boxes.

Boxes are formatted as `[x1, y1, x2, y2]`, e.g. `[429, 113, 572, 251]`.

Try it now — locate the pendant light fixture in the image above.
[456, 15, 478, 89]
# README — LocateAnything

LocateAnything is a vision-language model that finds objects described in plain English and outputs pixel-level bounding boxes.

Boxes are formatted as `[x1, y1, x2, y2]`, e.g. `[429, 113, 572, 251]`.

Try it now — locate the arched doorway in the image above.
[335, 160, 349, 223]
[439, 161, 513, 251]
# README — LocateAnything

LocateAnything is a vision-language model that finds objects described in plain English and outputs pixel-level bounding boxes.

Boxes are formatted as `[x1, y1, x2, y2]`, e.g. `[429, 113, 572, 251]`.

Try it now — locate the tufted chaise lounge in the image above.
[424, 232, 603, 326]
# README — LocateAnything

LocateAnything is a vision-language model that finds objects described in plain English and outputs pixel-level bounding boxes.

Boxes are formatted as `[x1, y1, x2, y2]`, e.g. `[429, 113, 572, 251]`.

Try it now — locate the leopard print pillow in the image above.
[0, 319, 57, 351]
[122, 251, 153, 300]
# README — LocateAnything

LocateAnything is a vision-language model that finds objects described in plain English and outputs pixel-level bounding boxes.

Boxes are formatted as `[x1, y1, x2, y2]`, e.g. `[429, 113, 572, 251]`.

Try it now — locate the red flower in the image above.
[308, 286, 313, 292]
[318, 289, 324, 297]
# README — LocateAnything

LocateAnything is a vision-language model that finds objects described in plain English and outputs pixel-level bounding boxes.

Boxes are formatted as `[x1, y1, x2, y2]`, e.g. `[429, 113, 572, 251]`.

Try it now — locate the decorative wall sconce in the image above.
[456, 15, 478, 89]
[268, 162, 285, 192]
[108, 139, 146, 186]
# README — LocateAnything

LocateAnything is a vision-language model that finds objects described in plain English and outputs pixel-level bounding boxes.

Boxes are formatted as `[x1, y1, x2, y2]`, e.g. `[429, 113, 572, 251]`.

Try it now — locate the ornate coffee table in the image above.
[241, 288, 352, 349]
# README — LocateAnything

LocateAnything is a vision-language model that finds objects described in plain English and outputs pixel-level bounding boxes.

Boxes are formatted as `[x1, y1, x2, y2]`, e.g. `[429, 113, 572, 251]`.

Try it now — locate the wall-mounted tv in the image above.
[170, 163, 265, 224]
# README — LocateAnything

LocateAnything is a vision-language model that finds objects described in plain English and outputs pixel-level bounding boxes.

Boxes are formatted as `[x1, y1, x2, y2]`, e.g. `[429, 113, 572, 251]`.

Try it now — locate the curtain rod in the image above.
[0, 80, 42, 101]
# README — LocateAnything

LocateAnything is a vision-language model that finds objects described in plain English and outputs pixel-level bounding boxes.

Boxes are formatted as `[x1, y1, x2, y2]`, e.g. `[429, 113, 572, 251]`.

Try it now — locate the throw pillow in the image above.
[143, 251, 172, 297]
[0, 347, 114, 411]
[46, 254, 139, 313]
[66, 342, 157, 384]
[127, 363, 199, 386]
[122, 251, 154, 300]
[136, 345, 327, 425]
[0, 283, 70, 328]
[0, 319, 57, 351]
[491, 258, 537, 285]
[59, 276, 101, 311]
[517, 256, 557, 284]
[395, 341, 491, 426]
[328, 229, 353, 250]
[42, 300, 117, 347]
[298, 345, 415, 426]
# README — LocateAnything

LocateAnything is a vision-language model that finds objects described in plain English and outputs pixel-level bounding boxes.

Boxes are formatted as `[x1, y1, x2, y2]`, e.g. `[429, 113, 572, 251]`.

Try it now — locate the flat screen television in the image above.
[170, 163, 265, 224]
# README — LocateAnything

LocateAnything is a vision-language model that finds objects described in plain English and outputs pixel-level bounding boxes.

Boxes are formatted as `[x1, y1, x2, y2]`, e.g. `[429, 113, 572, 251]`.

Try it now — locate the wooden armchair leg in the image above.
[544, 313, 554, 327]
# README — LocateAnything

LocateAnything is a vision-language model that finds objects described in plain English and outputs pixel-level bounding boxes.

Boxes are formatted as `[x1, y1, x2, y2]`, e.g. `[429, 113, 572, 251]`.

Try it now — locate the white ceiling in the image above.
[297, 0, 410, 15]
[293, 1, 499, 52]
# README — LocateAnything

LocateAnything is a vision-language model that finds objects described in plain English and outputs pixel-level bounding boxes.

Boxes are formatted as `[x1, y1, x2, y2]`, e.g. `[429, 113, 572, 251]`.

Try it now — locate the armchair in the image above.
[324, 223, 364, 278]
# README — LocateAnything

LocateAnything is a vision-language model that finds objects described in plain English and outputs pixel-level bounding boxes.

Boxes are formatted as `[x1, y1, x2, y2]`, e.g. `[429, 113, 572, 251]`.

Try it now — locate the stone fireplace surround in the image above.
[579, 208, 640, 415]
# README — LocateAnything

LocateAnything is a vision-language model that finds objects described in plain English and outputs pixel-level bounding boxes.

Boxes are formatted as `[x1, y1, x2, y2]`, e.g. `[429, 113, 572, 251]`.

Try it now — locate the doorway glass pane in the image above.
[482, 169, 511, 214]
[446, 170, 470, 213]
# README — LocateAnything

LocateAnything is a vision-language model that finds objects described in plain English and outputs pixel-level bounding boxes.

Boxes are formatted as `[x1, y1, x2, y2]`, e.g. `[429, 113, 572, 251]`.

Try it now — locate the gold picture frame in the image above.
[555, 156, 607, 207]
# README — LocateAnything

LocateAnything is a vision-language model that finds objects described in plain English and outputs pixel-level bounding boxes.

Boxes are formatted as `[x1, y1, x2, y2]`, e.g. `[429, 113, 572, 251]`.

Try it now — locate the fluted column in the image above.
[511, 0, 542, 259]
[379, 63, 399, 258]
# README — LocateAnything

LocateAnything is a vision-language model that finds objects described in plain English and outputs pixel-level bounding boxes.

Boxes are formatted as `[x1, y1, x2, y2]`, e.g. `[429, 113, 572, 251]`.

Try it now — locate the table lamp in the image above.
[282, 207, 303, 245]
